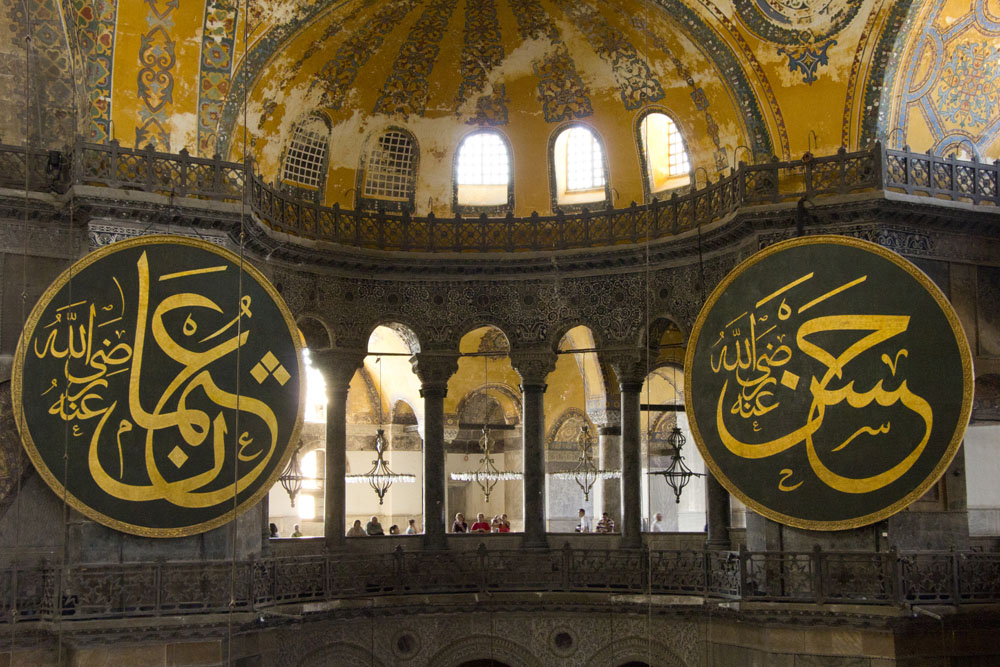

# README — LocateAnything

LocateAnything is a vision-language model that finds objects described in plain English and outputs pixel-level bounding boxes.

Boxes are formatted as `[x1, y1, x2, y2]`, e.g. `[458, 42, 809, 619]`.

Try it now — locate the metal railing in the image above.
[0, 546, 996, 623]
[0, 140, 996, 251]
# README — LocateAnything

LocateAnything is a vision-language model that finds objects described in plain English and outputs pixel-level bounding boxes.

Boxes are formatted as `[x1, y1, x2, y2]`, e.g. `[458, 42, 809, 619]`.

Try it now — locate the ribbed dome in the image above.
[232, 0, 770, 216]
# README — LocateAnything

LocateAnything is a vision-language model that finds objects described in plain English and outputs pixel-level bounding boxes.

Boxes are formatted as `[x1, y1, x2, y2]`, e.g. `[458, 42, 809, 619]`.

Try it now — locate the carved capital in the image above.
[509, 349, 558, 387]
[310, 348, 365, 389]
[606, 350, 648, 387]
[410, 352, 459, 396]
[587, 408, 621, 429]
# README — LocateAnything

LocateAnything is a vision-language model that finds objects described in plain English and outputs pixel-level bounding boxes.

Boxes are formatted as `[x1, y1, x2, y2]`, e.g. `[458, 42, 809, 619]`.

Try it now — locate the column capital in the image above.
[509, 349, 558, 387]
[606, 350, 648, 387]
[587, 407, 621, 430]
[310, 348, 365, 388]
[410, 352, 459, 396]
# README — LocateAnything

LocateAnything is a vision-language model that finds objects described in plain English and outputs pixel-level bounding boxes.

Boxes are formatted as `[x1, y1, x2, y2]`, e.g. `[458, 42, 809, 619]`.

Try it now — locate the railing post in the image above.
[213, 153, 224, 197]
[812, 545, 824, 604]
[145, 143, 155, 192]
[670, 192, 679, 234]
[993, 160, 1000, 206]
[872, 141, 885, 190]
[402, 210, 411, 251]
[177, 148, 189, 196]
[562, 543, 571, 591]
[738, 544, 748, 599]
[427, 211, 436, 252]
[331, 202, 341, 243]
[951, 548, 961, 606]
[837, 146, 848, 192]
[109, 139, 121, 186]
[883, 546, 898, 604]
[505, 211, 514, 252]
[154, 562, 162, 615]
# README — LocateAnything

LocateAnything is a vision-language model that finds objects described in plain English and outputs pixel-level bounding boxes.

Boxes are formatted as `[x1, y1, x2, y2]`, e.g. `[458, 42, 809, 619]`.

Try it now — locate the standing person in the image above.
[575, 508, 591, 533]
[470, 513, 491, 533]
[406, 519, 418, 534]
[452, 513, 468, 533]
[366, 516, 385, 536]
[650, 512, 665, 532]
[346, 520, 366, 537]
[269, 523, 279, 538]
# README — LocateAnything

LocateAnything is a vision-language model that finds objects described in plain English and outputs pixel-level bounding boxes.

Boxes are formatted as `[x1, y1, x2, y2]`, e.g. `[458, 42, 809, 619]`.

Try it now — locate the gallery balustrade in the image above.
[0, 140, 996, 252]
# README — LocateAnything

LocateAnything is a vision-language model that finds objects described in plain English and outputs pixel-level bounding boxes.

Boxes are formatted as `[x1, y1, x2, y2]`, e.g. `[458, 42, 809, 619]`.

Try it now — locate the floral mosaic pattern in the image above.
[880, 0, 1000, 156]
[197, 0, 238, 156]
[374, 0, 458, 118]
[66, 0, 117, 143]
[551, 0, 664, 110]
[135, 0, 176, 150]
[312, 0, 421, 112]
[507, 0, 592, 122]
[456, 0, 507, 123]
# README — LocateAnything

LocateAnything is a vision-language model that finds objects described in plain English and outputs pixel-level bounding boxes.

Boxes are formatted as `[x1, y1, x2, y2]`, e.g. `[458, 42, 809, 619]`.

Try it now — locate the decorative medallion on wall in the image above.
[733, 0, 861, 84]
[685, 236, 973, 530]
[13, 236, 304, 537]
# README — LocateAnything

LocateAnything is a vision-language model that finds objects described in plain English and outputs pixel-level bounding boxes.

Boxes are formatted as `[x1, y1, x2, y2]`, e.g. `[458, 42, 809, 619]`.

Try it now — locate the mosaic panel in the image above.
[881, 0, 1000, 157]
[374, 0, 458, 118]
[196, 0, 239, 156]
[862, 0, 915, 147]
[65, 0, 117, 143]
[551, 0, 664, 110]
[312, 0, 421, 112]
[295, 0, 378, 69]
[645, 0, 779, 159]
[456, 0, 507, 123]
[507, 0, 592, 123]
[5, 0, 76, 145]
[135, 0, 176, 150]
[841, 0, 884, 147]
[732, 0, 861, 85]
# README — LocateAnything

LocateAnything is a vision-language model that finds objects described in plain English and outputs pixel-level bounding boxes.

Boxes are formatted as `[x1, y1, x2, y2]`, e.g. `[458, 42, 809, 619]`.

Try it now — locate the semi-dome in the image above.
[225, 0, 771, 217]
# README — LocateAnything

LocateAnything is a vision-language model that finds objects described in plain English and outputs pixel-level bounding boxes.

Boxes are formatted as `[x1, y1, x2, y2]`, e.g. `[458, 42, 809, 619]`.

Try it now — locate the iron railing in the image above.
[0, 140, 997, 251]
[0, 546, 996, 623]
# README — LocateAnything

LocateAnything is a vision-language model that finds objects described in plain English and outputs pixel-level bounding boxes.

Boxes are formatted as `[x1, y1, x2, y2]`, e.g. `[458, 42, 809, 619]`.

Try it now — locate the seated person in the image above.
[575, 508, 591, 533]
[596, 512, 616, 533]
[389, 524, 399, 535]
[470, 513, 491, 533]
[452, 513, 468, 533]
[366, 516, 385, 536]
[406, 519, 418, 534]
[346, 520, 366, 537]
[499, 514, 511, 532]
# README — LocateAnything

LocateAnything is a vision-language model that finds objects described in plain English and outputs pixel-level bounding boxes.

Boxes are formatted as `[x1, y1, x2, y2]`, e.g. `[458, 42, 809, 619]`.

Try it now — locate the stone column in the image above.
[611, 355, 645, 549]
[311, 348, 364, 549]
[410, 353, 459, 550]
[597, 423, 621, 523]
[705, 472, 732, 549]
[510, 349, 557, 548]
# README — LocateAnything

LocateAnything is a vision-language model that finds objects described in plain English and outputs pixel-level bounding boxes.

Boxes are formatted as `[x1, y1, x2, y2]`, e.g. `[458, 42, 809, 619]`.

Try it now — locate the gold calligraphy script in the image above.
[709, 271, 933, 495]
[15, 236, 302, 536]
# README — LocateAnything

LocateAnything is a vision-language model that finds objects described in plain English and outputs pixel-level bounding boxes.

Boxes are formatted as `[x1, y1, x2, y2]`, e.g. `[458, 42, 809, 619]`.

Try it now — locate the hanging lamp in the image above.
[551, 424, 620, 501]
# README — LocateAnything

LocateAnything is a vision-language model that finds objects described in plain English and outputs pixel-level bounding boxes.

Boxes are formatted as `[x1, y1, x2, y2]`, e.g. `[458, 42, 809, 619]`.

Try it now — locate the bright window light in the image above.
[297, 494, 315, 520]
[640, 113, 690, 191]
[457, 132, 509, 185]
[565, 127, 605, 191]
[302, 348, 327, 423]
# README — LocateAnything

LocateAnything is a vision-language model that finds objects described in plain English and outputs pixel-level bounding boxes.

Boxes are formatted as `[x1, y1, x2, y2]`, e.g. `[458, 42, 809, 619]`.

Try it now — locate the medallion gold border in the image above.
[12, 235, 306, 538]
[683, 234, 975, 531]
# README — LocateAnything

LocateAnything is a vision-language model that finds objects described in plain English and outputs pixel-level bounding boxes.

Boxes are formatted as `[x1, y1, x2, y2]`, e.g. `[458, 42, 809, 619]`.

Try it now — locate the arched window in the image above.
[281, 115, 329, 191]
[637, 112, 690, 193]
[455, 131, 512, 211]
[360, 128, 418, 211]
[550, 125, 610, 209]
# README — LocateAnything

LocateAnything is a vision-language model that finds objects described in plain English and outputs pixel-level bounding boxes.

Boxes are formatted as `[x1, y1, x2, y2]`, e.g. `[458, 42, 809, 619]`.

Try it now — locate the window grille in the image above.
[363, 130, 416, 200]
[457, 132, 509, 186]
[282, 117, 328, 189]
[565, 127, 605, 191]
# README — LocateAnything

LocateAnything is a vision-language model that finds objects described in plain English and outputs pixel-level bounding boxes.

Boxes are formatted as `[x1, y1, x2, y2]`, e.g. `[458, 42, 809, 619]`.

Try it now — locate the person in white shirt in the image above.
[405, 519, 417, 534]
[575, 508, 591, 533]
[650, 512, 665, 532]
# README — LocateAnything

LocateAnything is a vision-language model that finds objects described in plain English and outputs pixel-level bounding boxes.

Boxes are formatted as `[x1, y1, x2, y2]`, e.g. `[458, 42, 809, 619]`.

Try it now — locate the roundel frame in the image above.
[683, 234, 974, 531]
[12, 235, 305, 538]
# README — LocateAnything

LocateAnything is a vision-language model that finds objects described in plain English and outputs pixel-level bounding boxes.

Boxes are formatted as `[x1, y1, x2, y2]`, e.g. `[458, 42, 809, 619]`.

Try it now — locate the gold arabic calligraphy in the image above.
[32, 251, 280, 508]
[709, 272, 933, 495]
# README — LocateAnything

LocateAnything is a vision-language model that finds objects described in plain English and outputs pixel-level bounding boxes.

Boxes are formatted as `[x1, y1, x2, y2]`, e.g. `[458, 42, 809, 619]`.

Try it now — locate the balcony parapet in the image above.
[0, 545, 996, 625]
[0, 141, 998, 253]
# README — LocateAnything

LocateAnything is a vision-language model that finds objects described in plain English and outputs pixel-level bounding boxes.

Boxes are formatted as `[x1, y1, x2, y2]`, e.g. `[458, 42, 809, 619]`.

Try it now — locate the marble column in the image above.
[311, 348, 364, 549]
[410, 353, 458, 550]
[705, 472, 731, 549]
[611, 355, 645, 549]
[510, 350, 557, 549]
[597, 424, 621, 523]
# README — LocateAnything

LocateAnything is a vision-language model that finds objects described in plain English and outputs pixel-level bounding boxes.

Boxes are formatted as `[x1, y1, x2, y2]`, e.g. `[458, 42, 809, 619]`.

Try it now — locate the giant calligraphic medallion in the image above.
[13, 236, 304, 537]
[685, 236, 973, 530]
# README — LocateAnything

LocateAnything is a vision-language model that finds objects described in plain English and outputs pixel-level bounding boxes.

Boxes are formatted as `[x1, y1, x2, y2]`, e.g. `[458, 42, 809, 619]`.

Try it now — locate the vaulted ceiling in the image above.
[3, 0, 999, 213]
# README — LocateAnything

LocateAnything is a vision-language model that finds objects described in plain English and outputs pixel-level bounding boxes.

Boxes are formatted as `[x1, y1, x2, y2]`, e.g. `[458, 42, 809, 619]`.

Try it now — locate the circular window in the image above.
[549, 628, 577, 657]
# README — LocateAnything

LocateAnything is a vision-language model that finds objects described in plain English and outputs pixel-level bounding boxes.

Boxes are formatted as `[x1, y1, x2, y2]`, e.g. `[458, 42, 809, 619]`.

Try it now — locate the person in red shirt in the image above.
[470, 513, 491, 533]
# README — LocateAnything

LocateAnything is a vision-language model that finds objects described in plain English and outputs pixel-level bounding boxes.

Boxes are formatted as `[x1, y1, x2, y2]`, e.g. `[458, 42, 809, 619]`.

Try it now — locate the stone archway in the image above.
[427, 635, 544, 667]
[297, 642, 385, 667]
[585, 636, 687, 667]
